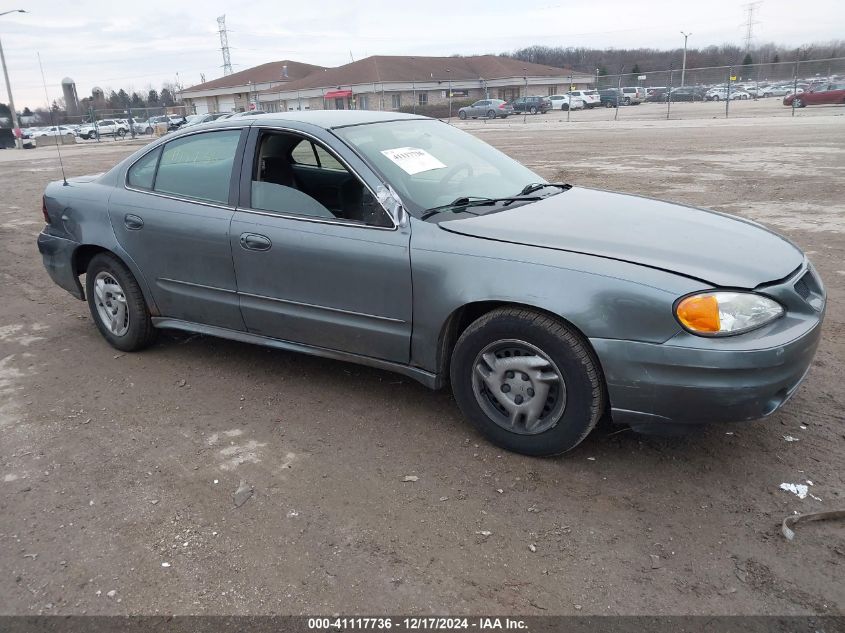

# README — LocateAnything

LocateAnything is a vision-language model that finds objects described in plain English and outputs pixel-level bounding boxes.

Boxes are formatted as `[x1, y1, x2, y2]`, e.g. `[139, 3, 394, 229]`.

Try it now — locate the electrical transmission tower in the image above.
[217, 15, 233, 76]
[742, 2, 762, 53]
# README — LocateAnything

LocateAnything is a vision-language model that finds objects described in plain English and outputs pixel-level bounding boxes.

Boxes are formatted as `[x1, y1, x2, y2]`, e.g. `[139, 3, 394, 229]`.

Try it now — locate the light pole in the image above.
[680, 31, 691, 87]
[0, 9, 26, 149]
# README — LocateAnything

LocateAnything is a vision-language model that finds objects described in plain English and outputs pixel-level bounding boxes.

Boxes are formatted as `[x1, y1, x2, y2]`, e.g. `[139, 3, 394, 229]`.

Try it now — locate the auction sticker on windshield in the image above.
[380, 147, 446, 175]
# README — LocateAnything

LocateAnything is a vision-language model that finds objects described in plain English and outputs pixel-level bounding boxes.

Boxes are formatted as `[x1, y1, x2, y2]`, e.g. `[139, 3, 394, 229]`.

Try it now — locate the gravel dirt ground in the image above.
[1, 111, 844, 617]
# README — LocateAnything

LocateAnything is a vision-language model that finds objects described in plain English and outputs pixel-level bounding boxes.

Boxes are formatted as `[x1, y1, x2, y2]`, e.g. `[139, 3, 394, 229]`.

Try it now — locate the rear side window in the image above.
[127, 147, 161, 190]
[154, 130, 241, 204]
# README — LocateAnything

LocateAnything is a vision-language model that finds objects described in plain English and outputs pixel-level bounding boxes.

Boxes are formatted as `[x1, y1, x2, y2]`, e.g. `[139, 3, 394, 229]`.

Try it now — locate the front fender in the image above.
[409, 219, 707, 374]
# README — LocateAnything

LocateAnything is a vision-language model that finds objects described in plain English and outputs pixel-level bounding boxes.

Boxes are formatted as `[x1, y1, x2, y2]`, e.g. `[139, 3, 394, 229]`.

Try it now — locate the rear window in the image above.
[153, 130, 241, 204]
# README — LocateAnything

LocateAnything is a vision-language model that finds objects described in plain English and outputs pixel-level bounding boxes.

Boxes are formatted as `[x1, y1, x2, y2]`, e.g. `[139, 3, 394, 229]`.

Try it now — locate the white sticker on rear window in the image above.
[380, 147, 446, 175]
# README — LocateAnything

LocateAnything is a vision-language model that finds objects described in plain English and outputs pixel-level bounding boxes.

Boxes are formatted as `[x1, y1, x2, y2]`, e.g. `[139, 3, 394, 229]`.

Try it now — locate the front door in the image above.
[229, 128, 412, 363]
[109, 128, 246, 330]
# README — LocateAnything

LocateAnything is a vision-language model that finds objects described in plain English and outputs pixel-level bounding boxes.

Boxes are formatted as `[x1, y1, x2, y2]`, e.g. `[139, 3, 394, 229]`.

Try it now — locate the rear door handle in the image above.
[124, 214, 144, 230]
[239, 233, 272, 251]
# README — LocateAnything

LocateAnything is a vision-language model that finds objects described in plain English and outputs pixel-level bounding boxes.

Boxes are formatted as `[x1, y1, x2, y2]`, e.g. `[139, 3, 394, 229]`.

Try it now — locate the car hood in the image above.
[438, 187, 803, 288]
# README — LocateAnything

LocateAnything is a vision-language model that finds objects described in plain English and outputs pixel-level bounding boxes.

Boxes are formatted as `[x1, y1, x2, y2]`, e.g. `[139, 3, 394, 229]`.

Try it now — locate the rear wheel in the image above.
[450, 308, 605, 456]
[85, 253, 157, 352]
[116, 128, 126, 137]
[529, 106, 537, 114]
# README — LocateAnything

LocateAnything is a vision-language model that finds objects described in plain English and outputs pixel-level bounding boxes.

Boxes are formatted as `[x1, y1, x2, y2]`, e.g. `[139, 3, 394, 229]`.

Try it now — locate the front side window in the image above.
[154, 130, 241, 204]
[250, 131, 391, 227]
[127, 147, 162, 190]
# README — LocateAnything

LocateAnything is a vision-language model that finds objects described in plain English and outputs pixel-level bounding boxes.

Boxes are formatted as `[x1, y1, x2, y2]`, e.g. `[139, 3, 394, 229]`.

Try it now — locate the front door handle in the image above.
[239, 233, 272, 251]
[124, 214, 144, 230]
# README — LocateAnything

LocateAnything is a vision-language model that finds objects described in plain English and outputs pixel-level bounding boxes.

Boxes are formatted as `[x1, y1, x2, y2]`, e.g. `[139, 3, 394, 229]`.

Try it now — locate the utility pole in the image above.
[680, 31, 691, 87]
[0, 9, 26, 149]
[217, 15, 233, 76]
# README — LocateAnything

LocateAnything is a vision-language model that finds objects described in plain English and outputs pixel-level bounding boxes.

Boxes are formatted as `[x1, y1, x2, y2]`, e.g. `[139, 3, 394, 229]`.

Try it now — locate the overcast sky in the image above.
[0, 0, 841, 108]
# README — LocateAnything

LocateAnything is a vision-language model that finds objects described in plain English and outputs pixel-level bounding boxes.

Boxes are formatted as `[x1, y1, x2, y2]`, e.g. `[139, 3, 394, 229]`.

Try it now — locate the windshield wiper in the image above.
[517, 182, 572, 196]
[422, 195, 542, 220]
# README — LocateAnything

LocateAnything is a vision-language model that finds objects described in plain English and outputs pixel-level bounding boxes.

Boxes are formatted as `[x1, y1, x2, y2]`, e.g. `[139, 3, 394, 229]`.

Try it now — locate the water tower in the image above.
[61, 77, 80, 117]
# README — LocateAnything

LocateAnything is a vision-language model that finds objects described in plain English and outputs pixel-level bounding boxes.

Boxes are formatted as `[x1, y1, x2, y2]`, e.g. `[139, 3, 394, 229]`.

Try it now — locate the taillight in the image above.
[499, 103, 505, 109]
[42, 196, 50, 224]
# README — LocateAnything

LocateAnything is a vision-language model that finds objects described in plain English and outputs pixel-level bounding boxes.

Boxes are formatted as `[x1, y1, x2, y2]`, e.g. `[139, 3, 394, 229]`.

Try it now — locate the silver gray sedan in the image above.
[37, 112, 825, 456]
[458, 99, 513, 119]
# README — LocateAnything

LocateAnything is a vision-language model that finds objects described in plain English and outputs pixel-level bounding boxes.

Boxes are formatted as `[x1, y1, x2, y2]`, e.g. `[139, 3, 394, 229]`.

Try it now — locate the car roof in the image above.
[212, 110, 428, 130]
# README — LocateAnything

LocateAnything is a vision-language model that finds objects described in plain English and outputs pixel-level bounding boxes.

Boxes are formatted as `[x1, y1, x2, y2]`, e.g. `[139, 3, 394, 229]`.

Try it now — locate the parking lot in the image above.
[1, 110, 843, 616]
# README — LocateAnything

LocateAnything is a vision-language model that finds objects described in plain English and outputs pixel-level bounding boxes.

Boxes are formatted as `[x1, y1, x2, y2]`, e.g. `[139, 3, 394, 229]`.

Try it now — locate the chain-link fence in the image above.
[475, 56, 845, 123]
[17, 104, 196, 144]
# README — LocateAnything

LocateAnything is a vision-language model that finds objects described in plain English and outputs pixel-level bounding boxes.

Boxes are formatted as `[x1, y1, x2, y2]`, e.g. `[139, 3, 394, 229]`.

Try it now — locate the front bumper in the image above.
[591, 264, 825, 432]
[37, 230, 84, 300]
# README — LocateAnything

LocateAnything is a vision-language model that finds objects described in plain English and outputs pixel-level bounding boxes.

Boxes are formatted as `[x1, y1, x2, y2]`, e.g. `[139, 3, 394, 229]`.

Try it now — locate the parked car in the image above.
[784, 82, 845, 107]
[547, 94, 585, 110]
[567, 89, 601, 108]
[766, 85, 793, 97]
[78, 119, 129, 140]
[666, 86, 706, 102]
[743, 85, 774, 98]
[129, 117, 152, 134]
[37, 111, 825, 456]
[620, 87, 645, 104]
[167, 114, 187, 128]
[458, 99, 513, 119]
[705, 88, 750, 101]
[182, 112, 233, 128]
[32, 125, 77, 138]
[508, 96, 552, 114]
[598, 88, 622, 107]
[645, 87, 669, 102]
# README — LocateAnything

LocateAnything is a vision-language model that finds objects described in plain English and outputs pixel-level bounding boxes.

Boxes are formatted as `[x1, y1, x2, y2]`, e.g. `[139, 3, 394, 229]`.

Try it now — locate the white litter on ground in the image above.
[782, 435, 800, 442]
[780, 483, 809, 499]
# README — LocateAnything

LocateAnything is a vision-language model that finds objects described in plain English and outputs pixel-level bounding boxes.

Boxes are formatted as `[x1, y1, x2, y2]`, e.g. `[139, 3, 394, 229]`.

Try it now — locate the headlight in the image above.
[675, 292, 784, 336]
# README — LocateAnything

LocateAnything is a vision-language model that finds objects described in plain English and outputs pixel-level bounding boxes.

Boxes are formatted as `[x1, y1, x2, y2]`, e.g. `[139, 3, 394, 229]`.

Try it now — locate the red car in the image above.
[783, 82, 845, 107]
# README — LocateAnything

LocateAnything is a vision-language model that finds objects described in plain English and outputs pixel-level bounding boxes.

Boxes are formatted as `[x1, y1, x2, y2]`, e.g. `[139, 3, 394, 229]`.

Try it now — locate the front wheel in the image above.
[487, 109, 496, 119]
[450, 308, 605, 456]
[116, 128, 126, 137]
[459, 110, 467, 120]
[793, 98, 804, 107]
[86, 253, 157, 352]
[529, 106, 537, 114]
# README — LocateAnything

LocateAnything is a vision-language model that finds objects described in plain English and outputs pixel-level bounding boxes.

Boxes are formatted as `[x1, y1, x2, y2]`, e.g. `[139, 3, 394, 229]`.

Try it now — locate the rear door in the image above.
[229, 126, 413, 363]
[108, 127, 247, 330]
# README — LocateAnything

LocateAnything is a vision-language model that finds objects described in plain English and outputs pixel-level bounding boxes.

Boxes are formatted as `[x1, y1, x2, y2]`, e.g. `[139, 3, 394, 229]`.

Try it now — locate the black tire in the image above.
[529, 106, 537, 114]
[562, 103, 569, 111]
[486, 109, 496, 119]
[794, 97, 804, 108]
[450, 307, 605, 456]
[624, 97, 631, 105]
[85, 253, 157, 352]
[459, 110, 467, 120]
[116, 128, 126, 137]
[605, 101, 613, 108]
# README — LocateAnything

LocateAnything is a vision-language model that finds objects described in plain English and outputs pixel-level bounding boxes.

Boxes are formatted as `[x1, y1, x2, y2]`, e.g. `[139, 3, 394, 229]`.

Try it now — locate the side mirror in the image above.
[376, 185, 408, 228]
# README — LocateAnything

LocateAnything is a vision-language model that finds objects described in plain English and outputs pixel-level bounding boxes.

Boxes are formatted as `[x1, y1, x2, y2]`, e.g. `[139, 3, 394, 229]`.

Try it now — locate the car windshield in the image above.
[334, 119, 545, 216]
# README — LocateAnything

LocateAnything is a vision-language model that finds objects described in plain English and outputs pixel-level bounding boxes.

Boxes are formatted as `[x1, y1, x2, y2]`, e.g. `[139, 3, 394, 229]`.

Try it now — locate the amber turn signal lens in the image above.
[676, 294, 721, 333]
